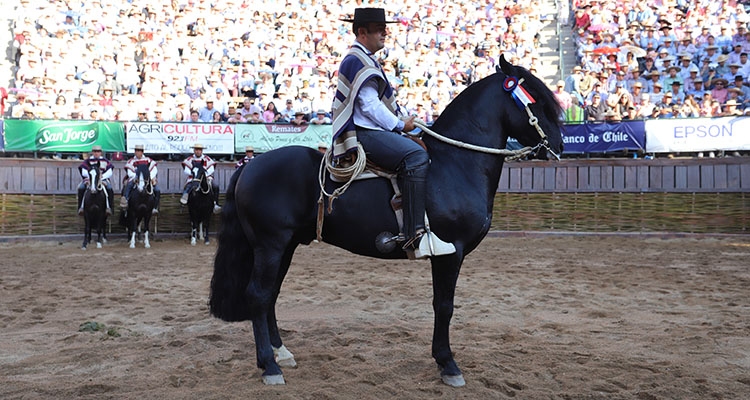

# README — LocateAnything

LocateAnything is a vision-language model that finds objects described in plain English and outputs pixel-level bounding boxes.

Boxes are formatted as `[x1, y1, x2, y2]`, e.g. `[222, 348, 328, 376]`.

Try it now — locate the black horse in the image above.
[126, 163, 156, 249]
[187, 161, 214, 245]
[209, 56, 564, 386]
[81, 162, 108, 250]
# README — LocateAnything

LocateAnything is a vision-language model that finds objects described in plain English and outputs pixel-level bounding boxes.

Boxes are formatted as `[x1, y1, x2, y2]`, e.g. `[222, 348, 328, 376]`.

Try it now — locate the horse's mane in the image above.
[435, 60, 562, 131]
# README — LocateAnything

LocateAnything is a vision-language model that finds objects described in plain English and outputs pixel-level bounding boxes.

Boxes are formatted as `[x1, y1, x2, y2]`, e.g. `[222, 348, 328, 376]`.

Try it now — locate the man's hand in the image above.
[402, 116, 417, 132]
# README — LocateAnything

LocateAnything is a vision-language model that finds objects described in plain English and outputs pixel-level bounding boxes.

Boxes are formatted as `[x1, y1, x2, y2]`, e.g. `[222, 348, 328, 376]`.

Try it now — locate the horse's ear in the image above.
[498, 54, 512, 75]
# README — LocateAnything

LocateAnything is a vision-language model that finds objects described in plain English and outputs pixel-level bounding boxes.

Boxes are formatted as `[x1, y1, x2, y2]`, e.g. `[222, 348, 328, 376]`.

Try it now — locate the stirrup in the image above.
[213, 204, 222, 214]
[120, 197, 128, 208]
[152, 208, 159, 215]
[407, 231, 456, 260]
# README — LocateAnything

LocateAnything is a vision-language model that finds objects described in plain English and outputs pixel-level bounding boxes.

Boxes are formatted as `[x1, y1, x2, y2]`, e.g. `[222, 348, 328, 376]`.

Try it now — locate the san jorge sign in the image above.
[3, 120, 125, 152]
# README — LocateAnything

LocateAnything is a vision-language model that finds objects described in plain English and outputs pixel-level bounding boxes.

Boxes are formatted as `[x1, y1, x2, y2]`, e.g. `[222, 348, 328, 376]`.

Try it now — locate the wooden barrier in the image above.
[0, 157, 748, 236]
[1, 157, 747, 195]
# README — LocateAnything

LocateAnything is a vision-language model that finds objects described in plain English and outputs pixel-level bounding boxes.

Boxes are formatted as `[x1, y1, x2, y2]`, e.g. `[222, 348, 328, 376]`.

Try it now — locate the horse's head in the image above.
[89, 162, 103, 193]
[191, 161, 210, 192]
[495, 55, 564, 160]
[134, 163, 152, 193]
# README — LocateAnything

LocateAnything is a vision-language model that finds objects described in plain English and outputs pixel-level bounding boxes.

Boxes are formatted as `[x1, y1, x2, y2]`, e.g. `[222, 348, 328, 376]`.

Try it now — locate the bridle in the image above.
[192, 166, 212, 195]
[135, 170, 154, 195]
[502, 75, 560, 160]
[410, 74, 559, 161]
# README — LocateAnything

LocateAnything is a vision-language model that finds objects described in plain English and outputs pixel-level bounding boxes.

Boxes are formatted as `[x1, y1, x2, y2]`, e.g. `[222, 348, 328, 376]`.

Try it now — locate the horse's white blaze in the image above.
[144, 232, 150, 248]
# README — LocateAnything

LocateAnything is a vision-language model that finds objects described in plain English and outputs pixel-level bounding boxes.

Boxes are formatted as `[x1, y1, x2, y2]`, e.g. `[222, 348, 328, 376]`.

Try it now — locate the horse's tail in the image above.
[209, 164, 253, 321]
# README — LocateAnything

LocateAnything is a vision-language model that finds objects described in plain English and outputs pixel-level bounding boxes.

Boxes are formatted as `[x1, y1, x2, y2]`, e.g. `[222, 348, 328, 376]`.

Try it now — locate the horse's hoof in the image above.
[145, 243, 151, 249]
[190, 239, 196, 246]
[277, 357, 297, 368]
[102, 238, 108, 244]
[96, 243, 102, 249]
[81, 246, 87, 251]
[204, 241, 210, 245]
[129, 243, 136, 249]
[262, 374, 285, 385]
[441, 374, 466, 387]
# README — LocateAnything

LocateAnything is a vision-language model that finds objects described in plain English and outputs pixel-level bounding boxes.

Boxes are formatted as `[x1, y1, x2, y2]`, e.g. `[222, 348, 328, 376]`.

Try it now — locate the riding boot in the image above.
[152, 190, 160, 215]
[180, 186, 189, 205]
[401, 177, 455, 259]
[212, 188, 222, 214]
[77, 187, 85, 215]
[106, 187, 114, 216]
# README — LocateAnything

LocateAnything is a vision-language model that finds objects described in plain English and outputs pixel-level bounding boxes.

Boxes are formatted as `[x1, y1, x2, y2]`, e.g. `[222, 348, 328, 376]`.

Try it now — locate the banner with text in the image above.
[124, 122, 235, 154]
[562, 121, 646, 154]
[3, 120, 125, 152]
[645, 117, 750, 152]
[234, 124, 332, 153]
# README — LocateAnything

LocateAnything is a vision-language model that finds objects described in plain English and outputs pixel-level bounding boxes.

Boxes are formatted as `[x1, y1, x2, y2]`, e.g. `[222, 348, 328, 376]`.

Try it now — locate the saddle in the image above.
[319, 142, 453, 259]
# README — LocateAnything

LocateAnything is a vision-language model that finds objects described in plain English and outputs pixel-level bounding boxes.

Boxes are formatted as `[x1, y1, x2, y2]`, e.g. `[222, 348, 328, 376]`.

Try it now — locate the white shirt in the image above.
[353, 77, 401, 132]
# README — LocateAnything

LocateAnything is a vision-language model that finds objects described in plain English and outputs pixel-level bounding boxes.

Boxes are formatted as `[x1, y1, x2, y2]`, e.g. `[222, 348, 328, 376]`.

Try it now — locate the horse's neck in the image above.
[426, 123, 507, 199]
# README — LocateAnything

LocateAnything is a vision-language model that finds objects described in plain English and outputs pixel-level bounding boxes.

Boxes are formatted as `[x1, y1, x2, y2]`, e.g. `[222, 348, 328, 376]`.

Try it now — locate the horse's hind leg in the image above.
[269, 243, 299, 368]
[248, 238, 294, 384]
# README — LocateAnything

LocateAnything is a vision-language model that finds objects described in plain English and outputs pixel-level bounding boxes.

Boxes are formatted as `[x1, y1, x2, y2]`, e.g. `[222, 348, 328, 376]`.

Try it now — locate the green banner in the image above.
[234, 124, 332, 153]
[3, 120, 126, 152]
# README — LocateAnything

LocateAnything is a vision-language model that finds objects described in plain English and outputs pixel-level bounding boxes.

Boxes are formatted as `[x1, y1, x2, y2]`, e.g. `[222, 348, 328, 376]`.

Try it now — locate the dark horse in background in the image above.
[209, 56, 564, 386]
[187, 161, 214, 245]
[126, 163, 156, 249]
[81, 162, 108, 250]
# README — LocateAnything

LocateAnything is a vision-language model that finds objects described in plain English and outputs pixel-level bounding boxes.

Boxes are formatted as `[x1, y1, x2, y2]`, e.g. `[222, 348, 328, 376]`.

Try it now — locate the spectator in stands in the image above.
[667, 82, 685, 104]
[310, 109, 332, 125]
[290, 111, 308, 126]
[199, 99, 217, 122]
[636, 93, 655, 119]
[263, 101, 282, 123]
[585, 92, 607, 121]
[711, 78, 729, 104]
[280, 98, 296, 123]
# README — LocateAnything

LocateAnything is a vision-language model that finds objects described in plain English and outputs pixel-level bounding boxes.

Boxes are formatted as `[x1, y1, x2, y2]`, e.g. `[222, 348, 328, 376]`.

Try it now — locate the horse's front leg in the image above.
[203, 220, 210, 245]
[190, 220, 197, 246]
[430, 252, 466, 387]
[143, 220, 151, 249]
[95, 220, 104, 249]
[82, 218, 90, 250]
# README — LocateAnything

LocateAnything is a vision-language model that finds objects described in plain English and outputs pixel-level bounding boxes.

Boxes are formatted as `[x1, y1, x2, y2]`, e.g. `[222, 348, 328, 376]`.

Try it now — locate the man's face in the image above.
[135, 149, 143, 157]
[360, 22, 388, 53]
[194, 149, 203, 157]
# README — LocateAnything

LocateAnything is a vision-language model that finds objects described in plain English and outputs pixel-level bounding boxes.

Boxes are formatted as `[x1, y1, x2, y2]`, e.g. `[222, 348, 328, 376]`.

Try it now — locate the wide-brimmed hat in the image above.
[712, 78, 729, 86]
[91, 145, 103, 151]
[317, 142, 329, 149]
[134, 144, 145, 151]
[245, 146, 254, 152]
[192, 143, 205, 149]
[340, 8, 398, 24]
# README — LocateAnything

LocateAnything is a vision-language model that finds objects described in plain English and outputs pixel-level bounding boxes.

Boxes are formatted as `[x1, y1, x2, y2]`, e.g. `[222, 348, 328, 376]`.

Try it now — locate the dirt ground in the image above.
[1, 234, 749, 399]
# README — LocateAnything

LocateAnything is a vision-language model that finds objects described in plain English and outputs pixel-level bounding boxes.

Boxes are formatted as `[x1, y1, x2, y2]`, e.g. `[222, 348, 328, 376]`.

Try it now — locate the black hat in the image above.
[341, 8, 398, 24]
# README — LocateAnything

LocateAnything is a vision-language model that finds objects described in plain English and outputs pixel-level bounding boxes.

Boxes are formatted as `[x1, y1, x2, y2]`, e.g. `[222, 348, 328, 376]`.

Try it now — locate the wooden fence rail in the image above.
[1, 158, 748, 195]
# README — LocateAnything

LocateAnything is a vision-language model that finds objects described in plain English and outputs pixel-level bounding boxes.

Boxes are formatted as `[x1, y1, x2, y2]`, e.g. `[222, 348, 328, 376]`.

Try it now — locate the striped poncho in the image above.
[331, 43, 400, 160]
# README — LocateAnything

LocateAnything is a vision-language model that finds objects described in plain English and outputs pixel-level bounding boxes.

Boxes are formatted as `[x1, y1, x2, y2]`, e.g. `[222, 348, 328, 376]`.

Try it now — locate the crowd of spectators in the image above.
[559, 0, 750, 124]
[3, 0, 551, 124]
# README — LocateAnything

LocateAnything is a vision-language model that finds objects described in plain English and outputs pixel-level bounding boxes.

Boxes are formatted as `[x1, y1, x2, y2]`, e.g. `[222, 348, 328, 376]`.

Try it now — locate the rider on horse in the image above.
[235, 146, 255, 169]
[77, 145, 114, 216]
[332, 8, 455, 259]
[121, 144, 161, 214]
[179, 143, 221, 214]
